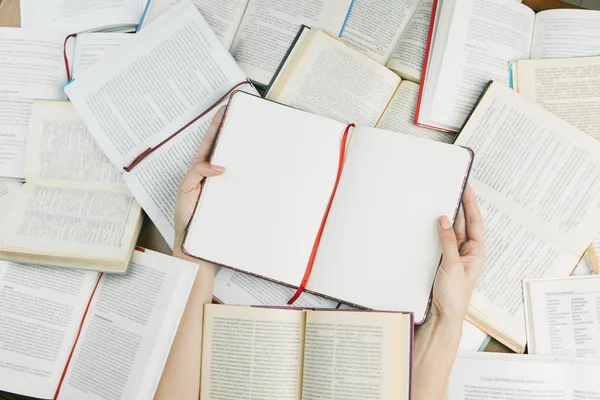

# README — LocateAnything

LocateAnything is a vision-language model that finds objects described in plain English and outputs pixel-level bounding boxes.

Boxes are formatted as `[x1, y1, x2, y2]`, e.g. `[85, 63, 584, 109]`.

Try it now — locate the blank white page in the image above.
[184, 92, 348, 286]
[308, 127, 472, 320]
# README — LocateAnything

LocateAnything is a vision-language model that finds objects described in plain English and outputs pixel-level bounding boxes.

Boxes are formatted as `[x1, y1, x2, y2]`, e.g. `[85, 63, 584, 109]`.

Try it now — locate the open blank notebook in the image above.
[183, 92, 473, 322]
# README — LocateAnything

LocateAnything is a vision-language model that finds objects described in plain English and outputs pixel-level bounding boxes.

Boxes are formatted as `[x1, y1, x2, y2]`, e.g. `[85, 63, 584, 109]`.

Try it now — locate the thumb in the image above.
[438, 216, 461, 269]
[179, 160, 225, 196]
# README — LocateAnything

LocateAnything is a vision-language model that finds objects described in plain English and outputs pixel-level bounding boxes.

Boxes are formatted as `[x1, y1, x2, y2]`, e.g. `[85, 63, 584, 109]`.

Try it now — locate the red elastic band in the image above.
[63, 33, 78, 82]
[287, 123, 354, 304]
[53, 273, 102, 399]
[123, 80, 251, 172]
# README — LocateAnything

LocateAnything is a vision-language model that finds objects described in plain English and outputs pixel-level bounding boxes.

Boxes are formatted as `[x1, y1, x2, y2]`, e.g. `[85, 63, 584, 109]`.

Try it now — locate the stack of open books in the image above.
[1, 0, 600, 399]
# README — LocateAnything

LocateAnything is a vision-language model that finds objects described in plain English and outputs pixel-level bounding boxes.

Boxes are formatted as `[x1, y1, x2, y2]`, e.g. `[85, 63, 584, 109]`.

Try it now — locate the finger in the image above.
[194, 106, 226, 163]
[180, 161, 225, 193]
[438, 216, 461, 267]
[454, 203, 467, 244]
[462, 184, 484, 243]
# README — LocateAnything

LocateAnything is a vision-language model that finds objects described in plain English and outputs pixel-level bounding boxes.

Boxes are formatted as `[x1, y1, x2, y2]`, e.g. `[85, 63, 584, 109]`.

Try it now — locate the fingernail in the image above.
[439, 216, 452, 230]
[210, 165, 226, 173]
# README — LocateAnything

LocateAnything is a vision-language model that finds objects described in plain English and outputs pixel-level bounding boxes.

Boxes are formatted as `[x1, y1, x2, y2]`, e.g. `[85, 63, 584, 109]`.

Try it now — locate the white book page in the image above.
[201, 305, 305, 400]
[123, 85, 256, 248]
[230, 0, 353, 86]
[455, 82, 600, 352]
[572, 361, 600, 398]
[459, 321, 488, 352]
[57, 250, 198, 400]
[0, 261, 99, 399]
[302, 311, 410, 400]
[525, 276, 600, 358]
[531, 10, 600, 59]
[427, 0, 534, 131]
[0, 181, 21, 218]
[0, 28, 68, 180]
[268, 30, 401, 127]
[340, 0, 421, 64]
[213, 267, 339, 308]
[386, 0, 433, 82]
[446, 353, 569, 400]
[64, 0, 247, 169]
[516, 57, 600, 140]
[184, 92, 347, 288]
[0, 185, 141, 265]
[140, 0, 248, 49]
[20, 0, 143, 33]
[25, 101, 125, 189]
[376, 81, 454, 143]
[307, 127, 472, 319]
[72, 33, 132, 79]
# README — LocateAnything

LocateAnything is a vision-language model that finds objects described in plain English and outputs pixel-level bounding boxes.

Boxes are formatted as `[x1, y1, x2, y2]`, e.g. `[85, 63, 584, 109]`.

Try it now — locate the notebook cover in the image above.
[182, 90, 474, 323]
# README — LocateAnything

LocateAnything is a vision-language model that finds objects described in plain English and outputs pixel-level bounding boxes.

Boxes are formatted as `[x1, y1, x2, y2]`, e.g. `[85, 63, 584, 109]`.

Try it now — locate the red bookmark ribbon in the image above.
[123, 80, 252, 172]
[63, 33, 78, 82]
[287, 123, 354, 304]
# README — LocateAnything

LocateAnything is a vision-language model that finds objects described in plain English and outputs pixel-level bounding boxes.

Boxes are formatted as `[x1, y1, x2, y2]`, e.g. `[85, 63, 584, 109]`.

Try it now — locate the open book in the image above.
[138, 0, 353, 87]
[511, 56, 600, 141]
[447, 353, 600, 399]
[0, 101, 143, 272]
[454, 82, 600, 353]
[418, 0, 600, 132]
[0, 249, 198, 400]
[201, 304, 412, 400]
[182, 91, 473, 321]
[267, 28, 453, 143]
[524, 276, 600, 359]
[340, 0, 433, 82]
[20, 0, 145, 33]
[64, 0, 259, 247]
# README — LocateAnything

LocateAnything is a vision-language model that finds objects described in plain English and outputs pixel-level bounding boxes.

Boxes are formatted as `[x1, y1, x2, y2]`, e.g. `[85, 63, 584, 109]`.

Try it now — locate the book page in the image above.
[64, 0, 248, 169]
[524, 276, 600, 358]
[376, 81, 454, 143]
[0, 185, 142, 267]
[307, 126, 472, 319]
[530, 10, 600, 59]
[213, 267, 339, 308]
[72, 33, 132, 79]
[447, 353, 570, 400]
[0, 261, 99, 399]
[340, 0, 421, 64]
[20, 0, 144, 33]
[140, 0, 248, 49]
[56, 249, 198, 400]
[123, 85, 256, 247]
[454, 82, 600, 352]
[184, 92, 347, 289]
[459, 321, 488, 352]
[0, 181, 21, 217]
[26, 101, 125, 189]
[201, 305, 305, 400]
[386, 0, 432, 82]
[230, 0, 353, 86]
[0, 28, 67, 180]
[302, 311, 410, 400]
[268, 30, 401, 127]
[572, 361, 600, 398]
[426, 0, 534, 131]
[516, 57, 600, 140]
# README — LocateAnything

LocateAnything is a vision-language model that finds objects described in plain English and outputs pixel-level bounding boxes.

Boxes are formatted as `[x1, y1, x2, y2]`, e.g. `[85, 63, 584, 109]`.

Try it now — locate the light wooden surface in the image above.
[0, 0, 584, 398]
